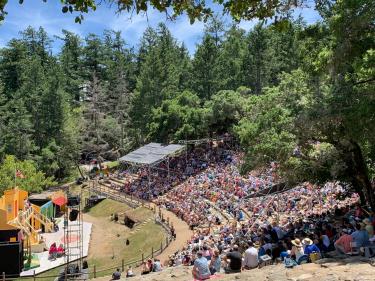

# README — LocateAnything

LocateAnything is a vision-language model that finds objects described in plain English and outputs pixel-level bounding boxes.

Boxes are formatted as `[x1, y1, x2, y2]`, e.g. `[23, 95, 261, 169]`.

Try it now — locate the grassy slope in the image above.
[88, 198, 131, 217]
[90, 221, 166, 278]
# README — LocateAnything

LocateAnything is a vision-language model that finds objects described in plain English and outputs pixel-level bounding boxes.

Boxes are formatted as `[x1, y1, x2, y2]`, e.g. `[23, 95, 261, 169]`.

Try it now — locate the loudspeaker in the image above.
[69, 209, 79, 221]
[67, 196, 80, 206]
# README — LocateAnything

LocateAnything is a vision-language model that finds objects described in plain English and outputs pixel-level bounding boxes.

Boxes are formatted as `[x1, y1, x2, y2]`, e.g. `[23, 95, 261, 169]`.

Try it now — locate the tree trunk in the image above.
[340, 140, 375, 211]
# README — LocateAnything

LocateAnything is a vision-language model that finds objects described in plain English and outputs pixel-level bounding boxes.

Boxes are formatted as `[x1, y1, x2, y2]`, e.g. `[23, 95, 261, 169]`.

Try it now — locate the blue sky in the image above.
[0, 1, 321, 54]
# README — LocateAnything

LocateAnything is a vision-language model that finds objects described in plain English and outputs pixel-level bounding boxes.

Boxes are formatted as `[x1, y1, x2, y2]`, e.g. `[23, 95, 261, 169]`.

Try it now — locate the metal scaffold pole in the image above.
[63, 191, 84, 280]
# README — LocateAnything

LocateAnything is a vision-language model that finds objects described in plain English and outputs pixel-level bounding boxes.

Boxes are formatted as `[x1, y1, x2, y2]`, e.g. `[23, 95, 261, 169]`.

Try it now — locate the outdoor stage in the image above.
[20, 219, 92, 276]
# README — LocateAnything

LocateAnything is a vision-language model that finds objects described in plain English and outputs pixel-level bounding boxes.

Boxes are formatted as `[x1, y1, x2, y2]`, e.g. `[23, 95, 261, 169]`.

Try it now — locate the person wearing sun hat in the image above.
[291, 238, 304, 261]
[302, 237, 321, 256]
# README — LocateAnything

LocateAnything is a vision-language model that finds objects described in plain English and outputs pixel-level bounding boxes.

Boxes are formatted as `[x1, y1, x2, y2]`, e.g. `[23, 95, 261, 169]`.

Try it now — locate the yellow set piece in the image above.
[0, 187, 54, 245]
[0, 187, 28, 230]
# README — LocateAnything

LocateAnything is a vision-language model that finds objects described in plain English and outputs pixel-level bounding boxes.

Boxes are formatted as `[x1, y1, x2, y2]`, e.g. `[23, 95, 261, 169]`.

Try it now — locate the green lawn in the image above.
[88, 198, 131, 217]
[89, 221, 167, 278]
[126, 206, 154, 221]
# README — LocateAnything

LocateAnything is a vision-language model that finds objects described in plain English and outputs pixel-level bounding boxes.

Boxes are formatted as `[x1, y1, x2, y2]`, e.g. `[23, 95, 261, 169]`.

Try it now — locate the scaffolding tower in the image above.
[63, 193, 84, 279]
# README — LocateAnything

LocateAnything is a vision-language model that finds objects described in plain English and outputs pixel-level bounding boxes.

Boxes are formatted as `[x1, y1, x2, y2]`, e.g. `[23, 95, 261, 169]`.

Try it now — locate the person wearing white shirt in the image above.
[243, 241, 259, 270]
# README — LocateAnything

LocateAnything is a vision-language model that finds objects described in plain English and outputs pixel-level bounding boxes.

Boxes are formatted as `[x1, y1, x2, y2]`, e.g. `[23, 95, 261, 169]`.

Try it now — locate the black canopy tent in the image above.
[118, 143, 186, 190]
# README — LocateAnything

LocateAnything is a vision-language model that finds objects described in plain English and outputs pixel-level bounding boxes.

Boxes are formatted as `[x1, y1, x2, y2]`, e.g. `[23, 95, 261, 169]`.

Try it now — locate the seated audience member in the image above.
[192, 251, 211, 280]
[202, 245, 211, 261]
[291, 239, 304, 261]
[335, 229, 353, 254]
[49, 243, 58, 260]
[126, 266, 135, 278]
[284, 251, 297, 268]
[81, 261, 89, 280]
[141, 260, 152, 275]
[303, 238, 321, 255]
[304, 238, 321, 263]
[273, 240, 287, 261]
[243, 241, 258, 270]
[351, 223, 370, 247]
[317, 231, 331, 252]
[57, 244, 65, 257]
[152, 258, 162, 272]
[182, 252, 192, 266]
[111, 268, 121, 280]
[224, 245, 242, 273]
[209, 250, 221, 275]
[363, 218, 374, 237]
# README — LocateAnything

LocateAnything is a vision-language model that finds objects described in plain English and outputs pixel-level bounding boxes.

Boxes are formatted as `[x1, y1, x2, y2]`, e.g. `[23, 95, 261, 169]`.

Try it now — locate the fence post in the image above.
[93, 265, 96, 278]
[160, 242, 163, 252]
[2, 272, 5, 281]
[142, 253, 144, 263]
[122, 259, 124, 272]
[152, 247, 154, 258]
[166, 236, 169, 246]
[33, 270, 36, 281]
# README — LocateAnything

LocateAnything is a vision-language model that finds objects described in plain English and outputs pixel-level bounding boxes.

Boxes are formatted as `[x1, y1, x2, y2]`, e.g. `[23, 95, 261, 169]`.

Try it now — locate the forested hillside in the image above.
[0, 1, 374, 208]
[0, 18, 301, 177]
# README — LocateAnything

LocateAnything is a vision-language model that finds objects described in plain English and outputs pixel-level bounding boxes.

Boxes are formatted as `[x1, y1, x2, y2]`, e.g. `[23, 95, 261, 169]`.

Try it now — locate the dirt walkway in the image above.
[149, 203, 193, 262]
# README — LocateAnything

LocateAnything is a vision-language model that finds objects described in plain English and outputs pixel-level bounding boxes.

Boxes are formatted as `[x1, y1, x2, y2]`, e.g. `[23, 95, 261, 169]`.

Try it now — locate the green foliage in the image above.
[2, 1, 324, 24]
[131, 23, 191, 143]
[149, 91, 207, 142]
[217, 25, 247, 91]
[0, 27, 80, 179]
[191, 34, 220, 100]
[0, 155, 55, 194]
[235, 0, 375, 209]
[205, 90, 247, 134]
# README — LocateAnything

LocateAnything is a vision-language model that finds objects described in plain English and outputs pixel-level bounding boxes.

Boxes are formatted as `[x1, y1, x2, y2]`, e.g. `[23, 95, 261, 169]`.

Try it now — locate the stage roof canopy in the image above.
[119, 143, 185, 166]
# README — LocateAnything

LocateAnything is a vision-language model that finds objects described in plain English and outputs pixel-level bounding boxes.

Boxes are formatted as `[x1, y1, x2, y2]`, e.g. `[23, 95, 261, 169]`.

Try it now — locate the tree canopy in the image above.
[1, 0, 327, 23]
[0, 155, 55, 194]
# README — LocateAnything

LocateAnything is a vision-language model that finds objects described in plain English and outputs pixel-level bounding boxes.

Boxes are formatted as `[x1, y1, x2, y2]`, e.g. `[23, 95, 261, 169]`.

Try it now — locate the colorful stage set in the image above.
[0, 187, 92, 277]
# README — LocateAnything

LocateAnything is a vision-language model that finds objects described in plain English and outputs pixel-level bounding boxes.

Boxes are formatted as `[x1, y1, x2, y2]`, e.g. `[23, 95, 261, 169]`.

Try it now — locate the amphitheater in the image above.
[2, 140, 375, 281]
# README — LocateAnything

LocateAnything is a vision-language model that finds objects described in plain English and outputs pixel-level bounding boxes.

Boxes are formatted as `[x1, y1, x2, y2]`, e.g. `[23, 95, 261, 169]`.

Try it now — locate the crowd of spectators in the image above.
[102, 141, 375, 278]
[163, 203, 374, 279]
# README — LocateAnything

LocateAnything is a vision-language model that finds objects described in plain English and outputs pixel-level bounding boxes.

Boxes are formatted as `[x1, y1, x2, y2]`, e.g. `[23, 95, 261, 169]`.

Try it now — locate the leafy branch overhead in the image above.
[2, 0, 318, 23]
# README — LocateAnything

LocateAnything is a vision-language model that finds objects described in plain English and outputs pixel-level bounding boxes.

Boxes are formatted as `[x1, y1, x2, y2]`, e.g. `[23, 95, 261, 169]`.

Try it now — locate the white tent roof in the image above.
[119, 143, 185, 165]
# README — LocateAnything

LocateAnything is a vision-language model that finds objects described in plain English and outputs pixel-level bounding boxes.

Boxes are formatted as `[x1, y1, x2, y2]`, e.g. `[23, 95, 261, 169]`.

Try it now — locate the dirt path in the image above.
[149, 203, 193, 262]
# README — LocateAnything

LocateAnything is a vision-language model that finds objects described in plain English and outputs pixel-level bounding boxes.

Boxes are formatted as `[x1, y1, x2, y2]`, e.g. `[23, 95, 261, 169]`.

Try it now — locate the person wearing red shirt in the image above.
[334, 230, 353, 254]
